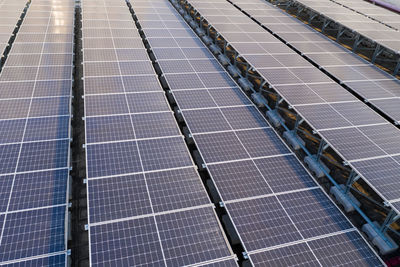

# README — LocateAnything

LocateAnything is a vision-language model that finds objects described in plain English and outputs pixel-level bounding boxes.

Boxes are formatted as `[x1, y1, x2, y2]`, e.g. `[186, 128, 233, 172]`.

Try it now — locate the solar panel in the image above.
[0, 0, 73, 264]
[324, 0, 400, 31]
[250, 231, 384, 266]
[1, 254, 67, 267]
[185, 0, 400, 224]
[0, 0, 28, 59]
[82, 0, 234, 265]
[289, 0, 400, 55]
[134, 0, 383, 264]
[226, 0, 400, 124]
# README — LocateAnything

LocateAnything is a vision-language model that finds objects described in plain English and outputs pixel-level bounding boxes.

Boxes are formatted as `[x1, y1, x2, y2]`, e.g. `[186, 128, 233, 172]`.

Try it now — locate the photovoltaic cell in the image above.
[351, 157, 400, 201]
[235, 128, 290, 158]
[90, 216, 165, 267]
[9, 170, 68, 211]
[208, 160, 273, 200]
[277, 189, 353, 238]
[194, 132, 249, 163]
[307, 231, 384, 266]
[254, 155, 317, 193]
[87, 174, 152, 223]
[86, 141, 142, 178]
[157, 207, 232, 266]
[250, 243, 320, 266]
[178, 1, 383, 264]
[2, 254, 67, 267]
[185, 0, 400, 237]
[226, 196, 302, 251]
[146, 168, 210, 213]
[0, 207, 65, 262]
[83, 1, 234, 265]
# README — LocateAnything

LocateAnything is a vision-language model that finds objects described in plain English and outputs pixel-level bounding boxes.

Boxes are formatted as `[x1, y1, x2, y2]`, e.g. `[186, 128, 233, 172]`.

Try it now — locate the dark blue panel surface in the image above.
[9, 169, 68, 211]
[29, 97, 70, 117]
[277, 189, 353, 238]
[126, 92, 170, 113]
[208, 160, 272, 201]
[86, 141, 142, 178]
[254, 155, 317, 192]
[0, 175, 13, 212]
[88, 174, 152, 223]
[0, 144, 21, 174]
[157, 207, 231, 266]
[90, 216, 165, 267]
[183, 109, 231, 133]
[3, 254, 67, 267]
[221, 106, 268, 130]
[86, 115, 134, 143]
[85, 94, 129, 116]
[0, 119, 25, 144]
[236, 128, 290, 158]
[194, 132, 248, 163]
[17, 140, 69, 172]
[131, 112, 181, 139]
[226, 196, 302, 251]
[24, 116, 70, 141]
[0, 206, 65, 261]
[250, 243, 319, 266]
[137, 137, 193, 171]
[308, 231, 383, 266]
[146, 168, 210, 213]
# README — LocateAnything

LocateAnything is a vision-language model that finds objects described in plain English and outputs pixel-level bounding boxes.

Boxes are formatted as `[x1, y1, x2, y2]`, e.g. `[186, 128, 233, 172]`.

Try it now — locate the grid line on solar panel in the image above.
[136, 0, 354, 246]
[133, 0, 329, 202]
[0, 0, 28, 59]
[289, 0, 400, 53]
[248, 230, 383, 266]
[0, 252, 67, 267]
[0, 0, 73, 263]
[82, 2, 237, 266]
[180, 0, 400, 218]
[156, 0, 384, 264]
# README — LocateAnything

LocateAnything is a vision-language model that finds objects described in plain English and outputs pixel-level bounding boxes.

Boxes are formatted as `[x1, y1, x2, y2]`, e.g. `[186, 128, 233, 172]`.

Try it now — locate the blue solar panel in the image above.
[0, 145, 20, 174]
[86, 141, 142, 178]
[0, 206, 66, 262]
[17, 140, 69, 172]
[222, 0, 400, 218]
[157, 207, 232, 266]
[82, 1, 234, 265]
[90, 216, 165, 266]
[88, 174, 152, 223]
[86, 115, 135, 143]
[9, 170, 68, 211]
[2, 254, 67, 267]
[156, 0, 384, 264]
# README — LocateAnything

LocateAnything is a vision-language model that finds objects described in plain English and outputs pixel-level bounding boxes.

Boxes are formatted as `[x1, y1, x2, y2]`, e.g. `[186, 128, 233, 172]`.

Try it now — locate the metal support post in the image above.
[308, 13, 317, 24]
[380, 210, 397, 234]
[394, 58, 400, 76]
[316, 139, 328, 161]
[336, 26, 344, 41]
[345, 170, 359, 194]
[371, 44, 381, 63]
[293, 115, 303, 134]
[321, 18, 329, 33]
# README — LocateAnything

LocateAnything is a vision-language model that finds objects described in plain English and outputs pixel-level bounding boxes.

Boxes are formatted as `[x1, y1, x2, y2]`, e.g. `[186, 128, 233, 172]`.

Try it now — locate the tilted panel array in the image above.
[231, 0, 400, 125]
[186, 0, 400, 215]
[289, 0, 400, 54]
[133, 0, 384, 265]
[81, 0, 235, 266]
[332, 0, 400, 30]
[0, 0, 74, 265]
[0, 0, 27, 60]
